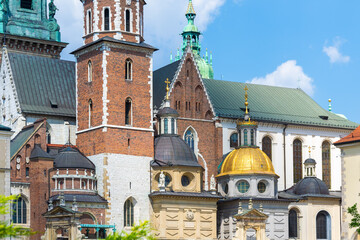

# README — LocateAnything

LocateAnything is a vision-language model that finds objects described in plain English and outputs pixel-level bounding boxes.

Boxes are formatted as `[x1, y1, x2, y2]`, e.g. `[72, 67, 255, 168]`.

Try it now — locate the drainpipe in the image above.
[283, 124, 288, 189]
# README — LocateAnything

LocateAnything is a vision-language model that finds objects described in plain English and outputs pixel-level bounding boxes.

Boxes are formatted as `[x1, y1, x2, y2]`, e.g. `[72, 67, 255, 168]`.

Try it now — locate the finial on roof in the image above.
[328, 99, 332, 112]
[186, 0, 196, 16]
[308, 146, 312, 158]
[165, 78, 170, 100]
[210, 51, 213, 66]
[244, 86, 249, 115]
[170, 51, 173, 63]
[248, 198, 253, 210]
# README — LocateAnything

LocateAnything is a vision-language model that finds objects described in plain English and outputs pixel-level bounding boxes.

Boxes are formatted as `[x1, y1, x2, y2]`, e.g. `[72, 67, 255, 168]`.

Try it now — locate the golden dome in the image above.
[217, 147, 278, 177]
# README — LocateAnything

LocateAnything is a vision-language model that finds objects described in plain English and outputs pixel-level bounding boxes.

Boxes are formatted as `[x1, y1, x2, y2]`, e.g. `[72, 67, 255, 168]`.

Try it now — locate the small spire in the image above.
[205, 48, 209, 64]
[210, 51, 213, 66]
[259, 203, 263, 212]
[186, 0, 196, 16]
[308, 146, 312, 158]
[244, 86, 249, 115]
[248, 198, 253, 210]
[170, 51, 173, 63]
[238, 201, 243, 214]
[165, 78, 170, 100]
[328, 99, 332, 112]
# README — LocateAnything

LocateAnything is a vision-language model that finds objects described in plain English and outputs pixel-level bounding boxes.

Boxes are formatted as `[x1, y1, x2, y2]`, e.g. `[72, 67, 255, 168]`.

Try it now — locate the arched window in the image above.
[289, 209, 298, 238]
[104, 8, 110, 31]
[125, 9, 131, 32]
[250, 129, 254, 146]
[171, 118, 175, 134]
[21, 0, 32, 9]
[230, 133, 238, 148]
[244, 129, 248, 146]
[125, 98, 132, 125]
[185, 129, 195, 151]
[88, 61, 92, 82]
[293, 139, 302, 183]
[322, 141, 331, 189]
[262, 136, 272, 160]
[164, 118, 168, 134]
[125, 59, 132, 81]
[12, 197, 27, 224]
[124, 198, 134, 227]
[35, 134, 41, 145]
[87, 10, 92, 34]
[316, 211, 331, 240]
[88, 99, 93, 128]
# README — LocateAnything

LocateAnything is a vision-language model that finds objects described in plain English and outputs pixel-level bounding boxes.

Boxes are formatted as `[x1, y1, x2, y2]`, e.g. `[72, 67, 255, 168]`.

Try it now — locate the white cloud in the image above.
[323, 37, 350, 63]
[249, 60, 315, 96]
[56, 0, 226, 64]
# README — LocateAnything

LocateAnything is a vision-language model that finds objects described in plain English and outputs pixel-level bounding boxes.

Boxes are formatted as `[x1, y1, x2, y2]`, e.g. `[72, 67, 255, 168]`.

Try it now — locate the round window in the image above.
[181, 175, 190, 187]
[258, 181, 266, 193]
[224, 183, 229, 194]
[237, 180, 250, 193]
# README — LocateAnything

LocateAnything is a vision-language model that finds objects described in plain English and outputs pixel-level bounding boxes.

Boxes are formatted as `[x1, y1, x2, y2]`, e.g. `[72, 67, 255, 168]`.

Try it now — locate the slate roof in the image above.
[30, 144, 53, 159]
[50, 194, 107, 203]
[153, 60, 181, 109]
[10, 125, 35, 158]
[54, 147, 95, 170]
[8, 52, 76, 117]
[334, 125, 360, 145]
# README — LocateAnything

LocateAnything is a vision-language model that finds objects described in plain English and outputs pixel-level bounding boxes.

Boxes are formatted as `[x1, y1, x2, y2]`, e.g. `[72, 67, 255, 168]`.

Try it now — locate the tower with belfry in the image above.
[72, 0, 157, 228]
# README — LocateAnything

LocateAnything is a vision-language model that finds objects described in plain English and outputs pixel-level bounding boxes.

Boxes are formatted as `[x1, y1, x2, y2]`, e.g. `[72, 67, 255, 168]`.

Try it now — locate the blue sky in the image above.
[58, 0, 360, 124]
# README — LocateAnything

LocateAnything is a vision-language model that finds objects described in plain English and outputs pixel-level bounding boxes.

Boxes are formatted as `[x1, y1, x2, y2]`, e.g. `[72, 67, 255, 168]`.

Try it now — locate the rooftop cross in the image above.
[244, 86, 249, 115]
[165, 78, 170, 100]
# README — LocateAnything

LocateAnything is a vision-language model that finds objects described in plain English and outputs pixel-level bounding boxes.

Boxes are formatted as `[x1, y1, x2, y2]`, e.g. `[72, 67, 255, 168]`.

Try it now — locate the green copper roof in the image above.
[186, 0, 196, 15]
[195, 55, 214, 79]
[0, 124, 11, 131]
[203, 78, 358, 129]
[10, 125, 35, 158]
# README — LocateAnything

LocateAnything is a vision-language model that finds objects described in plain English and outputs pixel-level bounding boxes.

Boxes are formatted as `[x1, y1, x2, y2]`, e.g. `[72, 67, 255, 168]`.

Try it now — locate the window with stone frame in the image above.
[293, 139, 303, 183]
[125, 98, 132, 125]
[230, 133, 238, 148]
[185, 129, 195, 151]
[88, 99, 93, 128]
[88, 61, 92, 82]
[87, 10, 92, 34]
[288, 209, 298, 238]
[104, 8, 110, 31]
[12, 197, 27, 224]
[262, 136, 272, 160]
[125, 59, 132, 81]
[125, 9, 131, 32]
[124, 198, 134, 227]
[316, 211, 329, 239]
[322, 141, 331, 189]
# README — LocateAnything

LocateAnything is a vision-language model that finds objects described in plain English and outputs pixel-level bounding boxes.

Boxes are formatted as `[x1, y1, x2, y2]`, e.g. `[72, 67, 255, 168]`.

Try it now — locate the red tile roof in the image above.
[334, 125, 360, 145]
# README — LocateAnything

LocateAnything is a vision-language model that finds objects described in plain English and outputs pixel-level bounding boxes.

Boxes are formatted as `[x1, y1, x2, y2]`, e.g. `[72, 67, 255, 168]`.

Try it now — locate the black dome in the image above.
[152, 136, 201, 167]
[304, 158, 316, 164]
[54, 147, 95, 170]
[293, 177, 329, 195]
[157, 107, 179, 117]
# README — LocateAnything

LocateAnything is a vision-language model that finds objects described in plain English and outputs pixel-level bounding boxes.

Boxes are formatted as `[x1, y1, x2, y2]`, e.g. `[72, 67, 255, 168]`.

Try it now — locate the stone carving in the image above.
[56, 169, 59, 175]
[126, 0, 131, 5]
[238, 201, 242, 214]
[59, 192, 65, 206]
[186, 209, 194, 221]
[48, 0, 58, 20]
[66, 169, 69, 175]
[158, 171, 166, 192]
[84, 169, 87, 176]
[76, 169, 78, 175]
[48, 199, 53, 211]
[210, 174, 216, 191]
[72, 196, 78, 211]
[248, 198, 253, 210]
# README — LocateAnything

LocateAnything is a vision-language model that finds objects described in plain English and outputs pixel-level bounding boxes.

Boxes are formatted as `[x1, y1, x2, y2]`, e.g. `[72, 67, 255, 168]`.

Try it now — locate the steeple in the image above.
[181, 0, 201, 55]
[237, 86, 258, 147]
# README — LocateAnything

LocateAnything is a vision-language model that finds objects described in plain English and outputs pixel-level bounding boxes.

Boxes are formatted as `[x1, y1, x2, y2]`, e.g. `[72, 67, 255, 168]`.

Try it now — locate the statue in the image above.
[158, 171, 165, 192]
[48, 0, 58, 20]
[84, 169, 87, 176]
[56, 169, 59, 175]
[76, 169, 79, 175]
[210, 174, 216, 191]
[238, 201, 242, 214]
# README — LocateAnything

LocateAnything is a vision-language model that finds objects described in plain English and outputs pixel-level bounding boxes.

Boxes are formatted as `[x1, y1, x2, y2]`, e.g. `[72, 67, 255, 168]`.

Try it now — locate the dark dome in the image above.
[157, 107, 179, 117]
[304, 158, 316, 164]
[293, 177, 329, 195]
[54, 147, 95, 170]
[152, 136, 201, 167]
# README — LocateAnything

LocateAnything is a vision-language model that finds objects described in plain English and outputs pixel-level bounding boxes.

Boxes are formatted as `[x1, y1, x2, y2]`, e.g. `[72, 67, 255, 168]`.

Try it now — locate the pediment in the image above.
[234, 209, 268, 220]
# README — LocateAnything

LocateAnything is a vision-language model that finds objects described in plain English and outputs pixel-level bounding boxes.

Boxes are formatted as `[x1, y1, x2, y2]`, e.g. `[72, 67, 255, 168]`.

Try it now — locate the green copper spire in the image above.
[177, 0, 214, 79]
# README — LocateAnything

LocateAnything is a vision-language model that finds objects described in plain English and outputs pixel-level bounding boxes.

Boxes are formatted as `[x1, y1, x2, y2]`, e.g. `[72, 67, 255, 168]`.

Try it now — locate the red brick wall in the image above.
[169, 53, 223, 185]
[77, 41, 154, 158]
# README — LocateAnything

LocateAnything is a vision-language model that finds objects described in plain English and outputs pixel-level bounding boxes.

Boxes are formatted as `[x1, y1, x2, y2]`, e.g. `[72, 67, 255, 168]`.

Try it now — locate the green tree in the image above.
[0, 195, 33, 238]
[348, 203, 360, 234]
[106, 221, 156, 240]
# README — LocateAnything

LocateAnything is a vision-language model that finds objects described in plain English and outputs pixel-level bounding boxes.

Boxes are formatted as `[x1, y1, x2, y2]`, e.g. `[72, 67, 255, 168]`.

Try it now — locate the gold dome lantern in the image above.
[217, 147, 278, 177]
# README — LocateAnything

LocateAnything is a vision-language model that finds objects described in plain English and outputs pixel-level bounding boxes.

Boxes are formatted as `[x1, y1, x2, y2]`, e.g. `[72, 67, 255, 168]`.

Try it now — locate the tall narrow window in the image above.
[125, 98, 132, 125]
[164, 118, 168, 134]
[262, 136, 272, 160]
[250, 129, 254, 146]
[125, 9, 130, 32]
[230, 133, 238, 148]
[244, 129, 248, 146]
[88, 61, 92, 82]
[87, 10, 92, 34]
[322, 141, 331, 189]
[124, 199, 134, 227]
[21, 0, 32, 9]
[12, 197, 27, 224]
[185, 129, 195, 151]
[140, 13, 143, 36]
[289, 209, 298, 238]
[125, 59, 132, 81]
[171, 118, 175, 134]
[293, 139, 302, 183]
[104, 8, 110, 30]
[25, 167, 29, 177]
[316, 211, 330, 239]
[88, 100, 93, 128]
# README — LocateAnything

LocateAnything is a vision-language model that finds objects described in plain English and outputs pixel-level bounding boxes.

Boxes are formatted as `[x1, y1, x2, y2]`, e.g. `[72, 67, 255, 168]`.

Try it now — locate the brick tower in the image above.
[72, 0, 156, 230]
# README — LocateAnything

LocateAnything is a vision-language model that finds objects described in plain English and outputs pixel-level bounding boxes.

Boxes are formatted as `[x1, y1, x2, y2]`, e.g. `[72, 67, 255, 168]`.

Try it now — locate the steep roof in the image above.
[54, 147, 95, 170]
[153, 60, 181, 109]
[334, 125, 360, 145]
[10, 125, 35, 158]
[8, 52, 76, 117]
